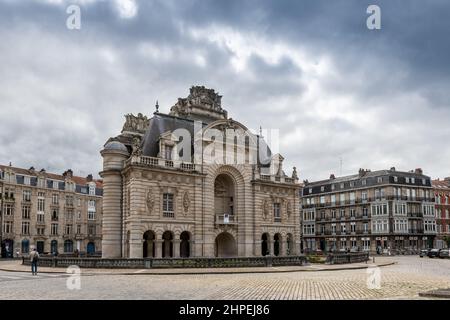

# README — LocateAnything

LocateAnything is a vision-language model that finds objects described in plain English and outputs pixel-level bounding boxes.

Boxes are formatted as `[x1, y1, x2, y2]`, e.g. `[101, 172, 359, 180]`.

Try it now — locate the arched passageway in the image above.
[215, 232, 237, 257]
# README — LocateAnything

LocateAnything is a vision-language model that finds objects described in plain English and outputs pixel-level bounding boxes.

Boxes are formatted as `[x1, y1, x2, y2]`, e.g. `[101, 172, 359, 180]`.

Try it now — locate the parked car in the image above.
[438, 249, 450, 258]
[427, 249, 440, 258]
[419, 249, 429, 257]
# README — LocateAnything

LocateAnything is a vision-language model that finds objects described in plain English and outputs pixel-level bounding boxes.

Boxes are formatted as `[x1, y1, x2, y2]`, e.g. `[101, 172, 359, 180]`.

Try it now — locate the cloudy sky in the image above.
[1, 0, 449, 181]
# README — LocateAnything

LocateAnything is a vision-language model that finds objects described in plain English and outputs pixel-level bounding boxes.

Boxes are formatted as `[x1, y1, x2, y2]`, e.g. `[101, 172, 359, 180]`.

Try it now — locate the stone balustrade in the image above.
[22, 255, 308, 269]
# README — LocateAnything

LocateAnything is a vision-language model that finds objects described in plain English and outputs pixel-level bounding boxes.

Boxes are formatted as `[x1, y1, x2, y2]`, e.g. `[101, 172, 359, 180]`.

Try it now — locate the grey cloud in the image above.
[0, 0, 449, 181]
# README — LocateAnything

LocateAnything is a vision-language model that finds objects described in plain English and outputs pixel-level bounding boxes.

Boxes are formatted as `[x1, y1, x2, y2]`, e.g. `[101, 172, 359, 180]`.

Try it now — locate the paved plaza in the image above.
[0, 256, 449, 300]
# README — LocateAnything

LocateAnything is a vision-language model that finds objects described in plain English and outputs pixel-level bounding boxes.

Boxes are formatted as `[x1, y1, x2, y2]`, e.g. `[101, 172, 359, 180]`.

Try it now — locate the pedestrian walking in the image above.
[30, 248, 40, 275]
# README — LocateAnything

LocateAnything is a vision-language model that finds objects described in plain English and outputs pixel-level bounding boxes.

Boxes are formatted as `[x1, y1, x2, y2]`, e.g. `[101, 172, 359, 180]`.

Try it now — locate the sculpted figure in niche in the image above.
[147, 190, 154, 214]
[183, 192, 191, 214]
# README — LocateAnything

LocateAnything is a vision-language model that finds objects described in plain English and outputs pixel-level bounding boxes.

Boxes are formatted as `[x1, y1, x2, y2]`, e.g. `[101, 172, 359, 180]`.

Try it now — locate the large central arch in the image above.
[214, 174, 235, 221]
[215, 232, 237, 257]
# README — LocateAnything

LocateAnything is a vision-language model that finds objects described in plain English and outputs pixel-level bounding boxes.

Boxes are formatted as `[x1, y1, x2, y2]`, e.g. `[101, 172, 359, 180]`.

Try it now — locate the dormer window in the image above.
[165, 145, 173, 160]
[89, 184, 96, 196]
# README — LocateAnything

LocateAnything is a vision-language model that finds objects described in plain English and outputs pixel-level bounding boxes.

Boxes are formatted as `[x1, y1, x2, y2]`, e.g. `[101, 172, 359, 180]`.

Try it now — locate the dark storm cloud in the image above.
[0, 0, 449, 180]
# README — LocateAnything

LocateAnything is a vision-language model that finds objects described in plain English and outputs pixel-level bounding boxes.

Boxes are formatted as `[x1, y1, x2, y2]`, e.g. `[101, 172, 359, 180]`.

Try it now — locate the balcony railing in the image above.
[215, 214, 237, 225]
[126, 155, 201, 172]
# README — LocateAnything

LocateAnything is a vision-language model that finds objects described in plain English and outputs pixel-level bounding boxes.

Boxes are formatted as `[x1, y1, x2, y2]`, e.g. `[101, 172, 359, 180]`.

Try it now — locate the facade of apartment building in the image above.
[0, 165, 103, 258]
[433, 178, 450, 249]
[301, 168, 436, 253]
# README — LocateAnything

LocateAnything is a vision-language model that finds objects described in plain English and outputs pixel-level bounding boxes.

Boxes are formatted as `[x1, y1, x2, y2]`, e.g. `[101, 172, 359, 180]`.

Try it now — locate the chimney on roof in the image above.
[29, 167, 35, 172]
[40, 168, 46, 173]
[390, 167, 396, 172]
[330, 174, 335, 179]
[358, 168, 368, 177]
[414, 168, 423, 175]
[63, 169, 73, 179]
[86, 174, 93, 182]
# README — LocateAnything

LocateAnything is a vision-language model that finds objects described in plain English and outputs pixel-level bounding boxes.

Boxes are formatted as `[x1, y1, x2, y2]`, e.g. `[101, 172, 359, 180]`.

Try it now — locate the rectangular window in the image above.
[361, 192, 367, 201]
[23, 190, 31, 202]
[51, 223, 58, 235]
[362, 207, 369, 217]
[165, 146, 173, 160]
[38, 192, 45, 212]
[65, 224, 73, 235]
[320, 196, 325, 204]
[273, 203, 281, 222]
[89, 185, 96, 196]
[76, 225, 82, 234]
[350, 223, 356, 232]
[24, 176, 31, 185]
[52, 194, 59, 205]
[340, 209, 345, 218]
[66, 195, 74, 206]
[66, 210, 74, 222]
[37, 213, 45, 223]
[77, 198, 81, 206]
[22, 205, 31, 219]
[331, 195, 336, 205]
[377, 177, 383, 183]
[88, 210, 96, 220]
[37, 227, 45, 235]
[362, 179, 367, 186]
[163, 193, 175, 218]
[21, 222, 30, 235]
[331, 224, 336, 233]
[3, 221, 13, 234]
[349, 192, 355, 204]
[38, 178, 45, 188]
[4, 203, 14, 216]
[339, 193, 345, 203]
[350, 209, 356, 217]
[53, 181, 59, 189]
[331, 210, 336, 219]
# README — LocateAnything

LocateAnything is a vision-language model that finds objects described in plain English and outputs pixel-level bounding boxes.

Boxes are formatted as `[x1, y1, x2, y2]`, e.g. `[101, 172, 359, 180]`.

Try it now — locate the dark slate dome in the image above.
[104, 141, 129, 153]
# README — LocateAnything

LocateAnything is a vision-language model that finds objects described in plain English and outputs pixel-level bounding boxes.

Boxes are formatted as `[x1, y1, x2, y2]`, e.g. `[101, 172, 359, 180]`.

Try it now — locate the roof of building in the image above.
[104, 140, 129, 153]
[0, 164, 103, 188]
[432, 179, 450, 190]
[305, 168, 430, 187]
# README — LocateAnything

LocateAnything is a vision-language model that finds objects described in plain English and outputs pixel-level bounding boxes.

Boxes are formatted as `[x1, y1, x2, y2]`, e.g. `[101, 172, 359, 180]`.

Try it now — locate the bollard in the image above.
[372, 256, 375, 263]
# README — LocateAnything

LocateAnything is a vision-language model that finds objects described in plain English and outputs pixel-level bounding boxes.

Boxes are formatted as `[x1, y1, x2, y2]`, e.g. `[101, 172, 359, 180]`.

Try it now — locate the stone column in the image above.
[129, 236, 143, 259]
[100, 145, 129, 258]
[155, 239, 163, 258]
[173, 239, 181, 258]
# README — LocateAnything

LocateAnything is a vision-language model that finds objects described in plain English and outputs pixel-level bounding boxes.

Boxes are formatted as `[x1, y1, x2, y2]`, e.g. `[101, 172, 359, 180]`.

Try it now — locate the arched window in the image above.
[64, 240, 73, 253]
[51, 240, 58, 254]
[21, 239, 30, 254]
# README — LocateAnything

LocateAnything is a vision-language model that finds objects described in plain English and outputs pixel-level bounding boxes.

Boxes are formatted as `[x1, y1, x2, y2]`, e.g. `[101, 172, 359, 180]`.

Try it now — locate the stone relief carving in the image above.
[122, 113, 149, 134]
[169, 86, 227, 119]
[287, 201, 293, 218]
[262, 199, 270, 220]
[183, 192, 191, 214]
[146, 190, 154, 214]
[131, 136, 142, 156]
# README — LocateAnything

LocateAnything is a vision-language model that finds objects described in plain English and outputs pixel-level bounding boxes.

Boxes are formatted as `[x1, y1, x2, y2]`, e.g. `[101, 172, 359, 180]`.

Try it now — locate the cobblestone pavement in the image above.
[0, 256, 449, 300]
